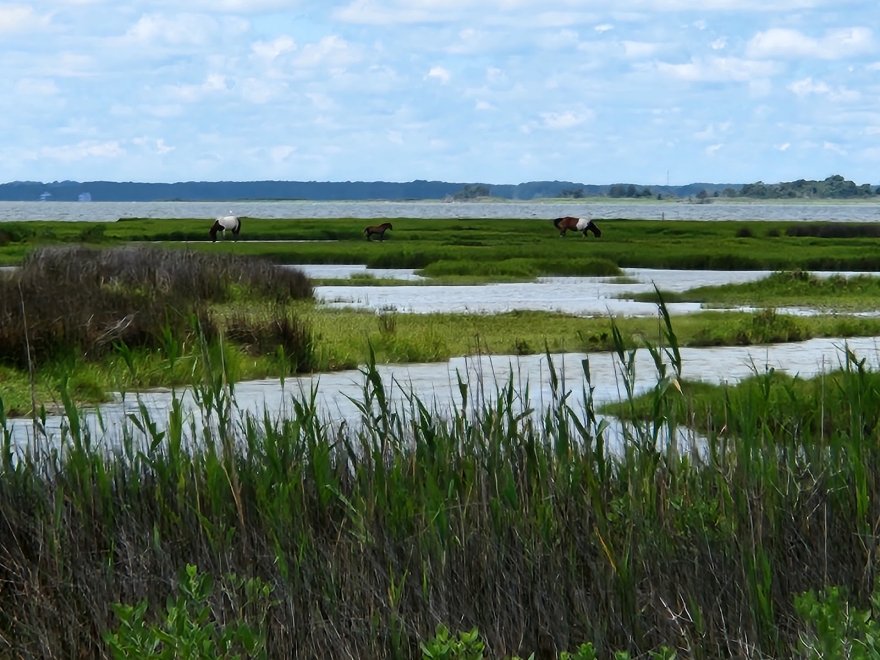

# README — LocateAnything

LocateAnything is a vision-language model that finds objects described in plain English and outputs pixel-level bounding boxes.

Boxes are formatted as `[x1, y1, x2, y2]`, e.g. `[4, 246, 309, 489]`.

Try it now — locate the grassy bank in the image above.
[6, 299, 880, 417]
[634, 269, 880, 312]
[3, 240, 880, 417]
[5, 217, 880, 275]
[0, 246, 314, 415]
[3, 316, 880, 657]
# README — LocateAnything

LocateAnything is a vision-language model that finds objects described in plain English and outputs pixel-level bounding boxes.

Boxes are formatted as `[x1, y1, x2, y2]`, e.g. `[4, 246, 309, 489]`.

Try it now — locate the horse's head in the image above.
[586, 220, 601, 238]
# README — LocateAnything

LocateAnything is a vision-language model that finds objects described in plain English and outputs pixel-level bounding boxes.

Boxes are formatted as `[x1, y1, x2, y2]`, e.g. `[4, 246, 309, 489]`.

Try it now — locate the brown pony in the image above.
[553, 216, 601, 238]
[364, 222, 393, 241]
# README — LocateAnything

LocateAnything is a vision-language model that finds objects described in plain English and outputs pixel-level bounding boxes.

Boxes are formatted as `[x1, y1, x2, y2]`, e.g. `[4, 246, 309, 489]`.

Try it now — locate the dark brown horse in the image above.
[364, 222, 393, 241]
[553, 216, 601, 238]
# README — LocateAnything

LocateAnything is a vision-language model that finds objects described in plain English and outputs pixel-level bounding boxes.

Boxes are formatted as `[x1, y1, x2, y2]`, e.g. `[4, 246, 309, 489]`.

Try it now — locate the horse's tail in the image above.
[553, 217, 563, 228]
[363, 226, 370, 235]
[233, 217, 242, 235]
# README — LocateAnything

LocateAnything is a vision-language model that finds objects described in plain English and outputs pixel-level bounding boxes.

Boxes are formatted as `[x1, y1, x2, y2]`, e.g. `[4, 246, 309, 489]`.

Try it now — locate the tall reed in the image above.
[1, 305, 880, 657]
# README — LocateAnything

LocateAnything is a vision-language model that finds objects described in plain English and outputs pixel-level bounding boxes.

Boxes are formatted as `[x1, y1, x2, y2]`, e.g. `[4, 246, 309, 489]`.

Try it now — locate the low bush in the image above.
[0, 246, 313, 368]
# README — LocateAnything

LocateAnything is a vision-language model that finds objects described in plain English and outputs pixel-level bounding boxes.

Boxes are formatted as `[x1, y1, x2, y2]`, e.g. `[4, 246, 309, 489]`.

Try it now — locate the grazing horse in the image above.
[364, 222, 393, 241]
[210, 214, 242, 242]
[553, 216, 601, 238]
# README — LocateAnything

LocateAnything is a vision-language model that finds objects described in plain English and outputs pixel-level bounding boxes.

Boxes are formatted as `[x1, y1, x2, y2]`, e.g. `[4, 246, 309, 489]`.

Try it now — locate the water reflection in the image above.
[313, 267, 875, 317]
[7, 336, 880, 452]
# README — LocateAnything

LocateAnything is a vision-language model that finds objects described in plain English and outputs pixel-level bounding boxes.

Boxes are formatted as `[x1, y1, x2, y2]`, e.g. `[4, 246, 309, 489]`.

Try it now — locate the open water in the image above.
[3, 199, 880, 222]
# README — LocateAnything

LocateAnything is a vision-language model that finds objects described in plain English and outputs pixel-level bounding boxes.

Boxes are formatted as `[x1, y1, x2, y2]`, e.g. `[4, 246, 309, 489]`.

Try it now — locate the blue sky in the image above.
[2, 1, 878, 186]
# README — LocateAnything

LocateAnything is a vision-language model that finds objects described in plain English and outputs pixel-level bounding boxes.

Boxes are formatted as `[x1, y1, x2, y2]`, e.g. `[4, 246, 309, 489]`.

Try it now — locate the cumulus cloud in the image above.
[121, 13, 248, 50]
[167, 73, 231, 103]
[540, 109, 593, 129]
[39, 140, 126, 162]
[788, 77, 860, 102]
[0, 5, 51, 34]
[426, 66, 451, 83]
[252, 36, 297, 61]
[132, 137, 175, 154]
[293, 35, 360, 71]
[747, 27, 874, 60]
[2, 0, 878, 184]
[14, 78, 59, 96]
[653, 56, 779, 82]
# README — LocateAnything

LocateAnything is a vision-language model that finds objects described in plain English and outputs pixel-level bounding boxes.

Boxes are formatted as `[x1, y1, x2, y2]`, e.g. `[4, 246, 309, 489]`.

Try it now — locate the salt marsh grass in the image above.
[3, 304, 880, 657]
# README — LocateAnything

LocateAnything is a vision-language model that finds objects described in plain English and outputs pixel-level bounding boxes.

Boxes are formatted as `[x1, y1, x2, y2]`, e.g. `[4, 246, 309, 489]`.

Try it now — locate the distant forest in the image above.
[0, 174, 876, 202]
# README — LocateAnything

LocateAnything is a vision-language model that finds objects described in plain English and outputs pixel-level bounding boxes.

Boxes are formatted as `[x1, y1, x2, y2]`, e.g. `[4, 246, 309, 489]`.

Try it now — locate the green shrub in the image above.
[105, 564, 273, 659]
[795, 585, 880, 659]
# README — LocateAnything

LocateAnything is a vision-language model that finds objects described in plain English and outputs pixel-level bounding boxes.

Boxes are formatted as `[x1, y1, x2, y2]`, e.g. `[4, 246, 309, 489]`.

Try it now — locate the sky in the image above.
[2, 1, 879, 187]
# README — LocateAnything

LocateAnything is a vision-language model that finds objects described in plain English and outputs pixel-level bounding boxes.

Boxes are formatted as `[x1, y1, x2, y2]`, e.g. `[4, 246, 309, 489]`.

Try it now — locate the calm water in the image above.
[7, 336, 880, 450]
[3, 199, 880, 222]
[309, 266, 876, 317]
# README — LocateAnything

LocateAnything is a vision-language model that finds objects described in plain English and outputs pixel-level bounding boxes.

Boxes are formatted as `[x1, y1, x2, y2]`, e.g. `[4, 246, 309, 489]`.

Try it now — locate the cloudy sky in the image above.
[2, 1, 878, 186]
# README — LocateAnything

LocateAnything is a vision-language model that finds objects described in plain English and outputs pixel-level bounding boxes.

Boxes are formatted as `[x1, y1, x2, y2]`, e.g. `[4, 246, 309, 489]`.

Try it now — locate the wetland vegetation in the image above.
[2, 215, 880, 656]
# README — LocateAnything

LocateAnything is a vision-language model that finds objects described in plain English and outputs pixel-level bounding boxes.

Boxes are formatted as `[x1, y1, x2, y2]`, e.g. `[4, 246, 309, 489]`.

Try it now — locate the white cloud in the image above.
[695, 122, 732, 141]
[2, 0, 879, 185]
[14, 78, 59, 96]
[132, 137, 175, 154]
[540, 109, 592, 129]
[38, 140, 126, 162]
[653, 56, 779, 82]
[269, 145, 296, 163]
[167, 73, 231, 103]
[252, 36, 297, 61]
[293, 35, 360, 71]
[426, 66, 451, 84]
[747, 27, 874, 60]
[788, 77, 860, 102]
[0, 5, 50, 34]
[622, 40, 660, 59]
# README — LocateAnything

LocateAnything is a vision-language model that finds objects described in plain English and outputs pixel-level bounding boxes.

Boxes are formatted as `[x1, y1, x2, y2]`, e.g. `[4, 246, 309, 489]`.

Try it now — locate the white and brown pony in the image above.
[553, 216, 601, 238]
[210, 214, 242, 242]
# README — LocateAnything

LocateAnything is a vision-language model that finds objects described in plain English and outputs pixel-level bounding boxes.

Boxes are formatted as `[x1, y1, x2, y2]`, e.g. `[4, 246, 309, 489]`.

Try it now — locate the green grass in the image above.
[5, 304, 880, 416]
[6, 217, 880, 275]
[633, 270, 880, 311]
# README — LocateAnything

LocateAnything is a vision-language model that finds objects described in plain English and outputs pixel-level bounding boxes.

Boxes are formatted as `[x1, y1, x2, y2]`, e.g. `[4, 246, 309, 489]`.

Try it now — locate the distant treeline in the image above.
[0, 174, 875, 202]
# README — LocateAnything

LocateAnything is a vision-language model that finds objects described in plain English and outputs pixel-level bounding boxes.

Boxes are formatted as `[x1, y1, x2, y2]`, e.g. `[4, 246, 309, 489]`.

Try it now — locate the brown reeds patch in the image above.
[0, 245, 313, 368]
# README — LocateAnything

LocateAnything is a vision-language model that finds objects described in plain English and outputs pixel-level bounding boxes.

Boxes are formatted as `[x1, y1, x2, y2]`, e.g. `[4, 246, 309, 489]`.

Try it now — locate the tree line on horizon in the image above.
[0, 174, 876, 202]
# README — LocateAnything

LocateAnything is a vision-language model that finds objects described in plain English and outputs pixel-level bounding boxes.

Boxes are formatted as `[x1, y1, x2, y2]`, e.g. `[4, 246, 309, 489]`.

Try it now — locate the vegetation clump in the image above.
[4, 312, 880, 657]
[0, 245, 313, 369]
